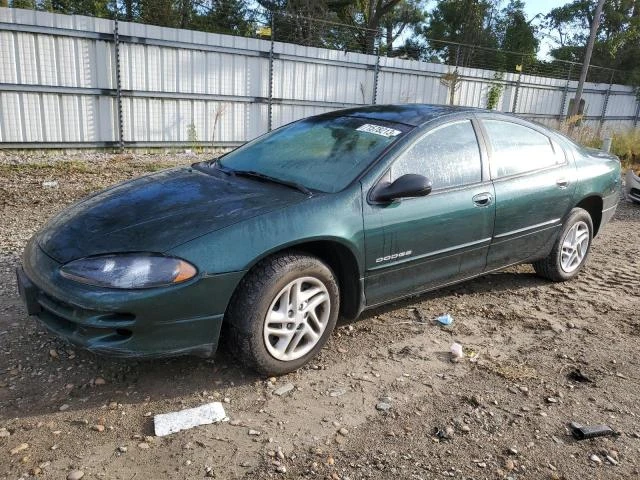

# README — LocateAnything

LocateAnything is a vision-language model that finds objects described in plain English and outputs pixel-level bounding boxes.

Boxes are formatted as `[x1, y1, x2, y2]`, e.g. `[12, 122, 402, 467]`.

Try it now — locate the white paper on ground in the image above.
[154, 402, 228, 437]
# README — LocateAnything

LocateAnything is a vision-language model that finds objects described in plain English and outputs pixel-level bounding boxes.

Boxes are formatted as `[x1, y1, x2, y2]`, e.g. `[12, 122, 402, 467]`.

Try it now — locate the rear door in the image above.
[479, 118, 577, 268]
[362, 118, 496, 306]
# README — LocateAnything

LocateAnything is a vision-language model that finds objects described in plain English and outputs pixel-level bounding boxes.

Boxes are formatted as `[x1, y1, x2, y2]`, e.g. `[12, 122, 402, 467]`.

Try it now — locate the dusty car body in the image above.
[17, 105, 621, 375]
[625, 169, 640, 203]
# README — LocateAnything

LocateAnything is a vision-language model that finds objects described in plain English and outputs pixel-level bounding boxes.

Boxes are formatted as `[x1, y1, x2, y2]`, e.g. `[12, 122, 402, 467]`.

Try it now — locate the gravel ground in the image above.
[1, 152, 639, 480]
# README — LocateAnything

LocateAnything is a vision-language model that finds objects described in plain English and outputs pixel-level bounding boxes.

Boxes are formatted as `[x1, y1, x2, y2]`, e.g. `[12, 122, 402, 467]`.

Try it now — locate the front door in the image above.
[478, 118, 577, 268]
[363, 119, 496, 306]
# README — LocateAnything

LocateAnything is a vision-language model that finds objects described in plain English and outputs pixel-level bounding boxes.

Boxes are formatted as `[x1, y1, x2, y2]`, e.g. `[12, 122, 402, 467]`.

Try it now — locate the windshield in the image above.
[218, 116, 410, 193]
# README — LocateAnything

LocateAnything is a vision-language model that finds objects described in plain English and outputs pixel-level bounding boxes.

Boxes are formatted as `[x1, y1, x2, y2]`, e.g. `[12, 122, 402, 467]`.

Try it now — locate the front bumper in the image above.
[18, 239, 245, 359]
[625, 170, 640, 203]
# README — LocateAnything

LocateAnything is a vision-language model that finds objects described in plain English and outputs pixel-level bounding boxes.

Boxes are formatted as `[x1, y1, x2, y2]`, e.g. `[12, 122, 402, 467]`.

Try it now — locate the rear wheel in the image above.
[532, 208, 593, 282]
[225, 252, 339, 376]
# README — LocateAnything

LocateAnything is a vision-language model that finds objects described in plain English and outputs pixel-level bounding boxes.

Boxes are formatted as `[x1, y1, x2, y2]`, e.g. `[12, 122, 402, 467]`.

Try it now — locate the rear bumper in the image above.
[18, 239, 245, 359]
[625, 170, 640, 203]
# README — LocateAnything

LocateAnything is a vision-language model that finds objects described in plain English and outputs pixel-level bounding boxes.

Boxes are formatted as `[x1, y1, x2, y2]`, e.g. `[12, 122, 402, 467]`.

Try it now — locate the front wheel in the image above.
[225, 252, 340, 376]
[532, 208, 593, 282]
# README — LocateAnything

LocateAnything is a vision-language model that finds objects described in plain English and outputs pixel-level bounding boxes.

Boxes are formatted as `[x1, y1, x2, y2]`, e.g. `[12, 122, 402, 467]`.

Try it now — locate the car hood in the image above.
[36, 165, 308, 263]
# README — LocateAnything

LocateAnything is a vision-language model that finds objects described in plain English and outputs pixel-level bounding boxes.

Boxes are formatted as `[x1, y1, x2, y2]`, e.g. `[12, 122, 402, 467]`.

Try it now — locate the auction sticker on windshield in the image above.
[356, 124, 402, 137]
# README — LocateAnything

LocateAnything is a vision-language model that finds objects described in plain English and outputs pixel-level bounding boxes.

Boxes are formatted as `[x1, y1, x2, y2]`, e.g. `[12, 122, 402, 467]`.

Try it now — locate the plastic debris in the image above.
[273, 383, 295, 396]
[569, 422, 619, 440]
[450, 342, 464, 360]
[437, 314, 453, 326]
[42, 180, 59, 188]
[154, 402, 228, 437]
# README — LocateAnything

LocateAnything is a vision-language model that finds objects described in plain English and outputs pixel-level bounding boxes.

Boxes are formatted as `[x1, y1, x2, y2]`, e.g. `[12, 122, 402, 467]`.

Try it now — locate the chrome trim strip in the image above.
[493, 218, 561, 239]
[368, 237, 492, 271]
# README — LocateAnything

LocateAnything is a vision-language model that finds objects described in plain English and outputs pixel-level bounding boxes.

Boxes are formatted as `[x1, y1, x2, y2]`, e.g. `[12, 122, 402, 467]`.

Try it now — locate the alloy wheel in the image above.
[263, 277, 331, 362]
[560, 220, 590, 273]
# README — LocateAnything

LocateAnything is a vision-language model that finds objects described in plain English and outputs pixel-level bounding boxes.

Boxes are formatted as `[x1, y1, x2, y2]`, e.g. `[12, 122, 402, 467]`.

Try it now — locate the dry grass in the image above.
[559, 116, 640, 173]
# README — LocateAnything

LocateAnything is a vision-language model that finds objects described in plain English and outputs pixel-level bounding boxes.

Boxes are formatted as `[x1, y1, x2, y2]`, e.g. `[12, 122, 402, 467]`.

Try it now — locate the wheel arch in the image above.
[574, 195, 603, 236]
[230, 238, 364, 321]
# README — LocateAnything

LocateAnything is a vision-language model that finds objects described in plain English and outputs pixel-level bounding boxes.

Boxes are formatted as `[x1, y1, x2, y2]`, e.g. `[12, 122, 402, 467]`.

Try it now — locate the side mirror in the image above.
[371, 174, 432, 203]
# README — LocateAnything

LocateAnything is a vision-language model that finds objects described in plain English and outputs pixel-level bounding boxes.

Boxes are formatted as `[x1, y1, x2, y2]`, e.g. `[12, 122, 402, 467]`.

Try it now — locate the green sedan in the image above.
[17, 105, 621, 375]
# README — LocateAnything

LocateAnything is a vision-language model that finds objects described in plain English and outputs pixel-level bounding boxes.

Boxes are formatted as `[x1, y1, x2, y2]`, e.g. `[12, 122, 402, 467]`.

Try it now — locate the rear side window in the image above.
[483, 120, 559, 178]
[391, 120, 482, 190]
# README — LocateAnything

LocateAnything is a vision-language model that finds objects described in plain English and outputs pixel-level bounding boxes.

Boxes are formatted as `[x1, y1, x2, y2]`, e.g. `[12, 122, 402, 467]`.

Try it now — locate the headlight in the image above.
[60, 254, 197, 289]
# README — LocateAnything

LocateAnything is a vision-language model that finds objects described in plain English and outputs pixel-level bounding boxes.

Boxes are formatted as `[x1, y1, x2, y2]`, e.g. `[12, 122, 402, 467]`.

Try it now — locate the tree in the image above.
[544, 0, 640, 83]
[192, 0, 254, 35]
[498, 0, 538, 71]
[421, 0, 501, 68]
[381, 0, 425, 56]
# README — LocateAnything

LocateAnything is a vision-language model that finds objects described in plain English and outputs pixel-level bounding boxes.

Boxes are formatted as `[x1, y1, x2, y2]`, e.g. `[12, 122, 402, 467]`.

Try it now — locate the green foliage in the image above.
[545, 0, 640, 84]
[486, 71, 504, 110]
[187, 123, 200, 153]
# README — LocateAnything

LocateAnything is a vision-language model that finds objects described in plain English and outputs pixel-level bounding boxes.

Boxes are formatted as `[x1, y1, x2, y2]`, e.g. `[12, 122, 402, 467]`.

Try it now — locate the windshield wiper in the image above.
[231, 170, 313, 196]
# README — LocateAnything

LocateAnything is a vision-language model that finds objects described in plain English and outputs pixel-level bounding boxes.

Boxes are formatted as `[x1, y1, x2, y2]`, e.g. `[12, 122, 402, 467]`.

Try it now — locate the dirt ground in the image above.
[1, 152, 639, 480]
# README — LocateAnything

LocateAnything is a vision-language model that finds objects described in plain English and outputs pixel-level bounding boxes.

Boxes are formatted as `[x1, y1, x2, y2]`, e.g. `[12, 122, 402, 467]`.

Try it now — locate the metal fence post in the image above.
[559, 63, 573, 120]
[267, 14, 275, 132]
[113, 15, 124, 150]
[598, 70, 615, 135]
[372, 30, 381, 105]
[635, 99, 640, 128]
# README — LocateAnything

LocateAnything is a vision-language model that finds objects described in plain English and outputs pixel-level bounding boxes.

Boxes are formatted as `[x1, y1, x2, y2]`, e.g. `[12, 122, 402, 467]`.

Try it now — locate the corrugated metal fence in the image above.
[1, 7, 639, 149]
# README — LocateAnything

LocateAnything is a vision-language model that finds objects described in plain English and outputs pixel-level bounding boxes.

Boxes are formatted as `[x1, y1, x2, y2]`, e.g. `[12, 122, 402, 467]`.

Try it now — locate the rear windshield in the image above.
[219, 116, 411, 193]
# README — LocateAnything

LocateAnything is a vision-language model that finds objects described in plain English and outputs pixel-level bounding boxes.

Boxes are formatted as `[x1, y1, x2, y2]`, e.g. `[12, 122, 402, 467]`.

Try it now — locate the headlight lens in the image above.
[60, 254, 197, 289]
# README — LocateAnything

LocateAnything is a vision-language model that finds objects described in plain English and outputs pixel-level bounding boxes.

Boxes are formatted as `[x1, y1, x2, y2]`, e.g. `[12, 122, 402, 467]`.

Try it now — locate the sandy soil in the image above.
[1, 153, 639, 480]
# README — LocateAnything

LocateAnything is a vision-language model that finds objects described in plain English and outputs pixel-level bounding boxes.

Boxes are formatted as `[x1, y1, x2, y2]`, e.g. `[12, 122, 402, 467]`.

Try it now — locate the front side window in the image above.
[483, 120, 559, 178]
[391, 120, 482, 190]
[219, 116, 410, 193]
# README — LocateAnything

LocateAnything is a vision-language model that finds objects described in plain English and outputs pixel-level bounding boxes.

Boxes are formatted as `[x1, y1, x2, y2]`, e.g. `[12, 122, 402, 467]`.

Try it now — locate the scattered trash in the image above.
[570, 422, 619, 440]
[567, 369, 593, 383]
[273, 383, 295, 396]
[436, 314, 453, 326]
[450, 342, 464, 361]
[42, 180, 59, 188]
[154, 402, 228, 437]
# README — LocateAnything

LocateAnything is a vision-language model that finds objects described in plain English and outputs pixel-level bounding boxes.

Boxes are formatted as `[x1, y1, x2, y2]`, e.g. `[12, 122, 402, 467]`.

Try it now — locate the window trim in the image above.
[383, 118, 485, 193]
[477, 117, 569, 181]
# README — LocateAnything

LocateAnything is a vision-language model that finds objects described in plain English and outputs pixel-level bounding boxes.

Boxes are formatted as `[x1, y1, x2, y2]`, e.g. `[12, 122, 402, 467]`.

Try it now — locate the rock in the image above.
[59, 404, 70, 411]
[327, 456, 335, 466]
[606, 455, 618, 466]
[508, 447, 518, 455]
[590, 454, 602, 464]
[10, 443, 29, 455]
[276, 465, 287, 473]
[248, 429, 261, 436]
[477, 462, 487, 468]
[376, 402, 392, 412]
[0, 428, 10, 437]
[276, 450, 285, 460]
[94, 377, 106, 385]
[273, 383, 295, 396]
[29, 467, 42, 475]
[108, 402, 118, 410]
[204, 466, 215, 477]
[49, 349, 59, 359]
[138, 442, 150, 449]
[504, 459, 515, 471]
[92, 425, 105, 432]
[338, 427, 349, 436]
[67, 470, 84, 480]
[117, 446, 127, 453]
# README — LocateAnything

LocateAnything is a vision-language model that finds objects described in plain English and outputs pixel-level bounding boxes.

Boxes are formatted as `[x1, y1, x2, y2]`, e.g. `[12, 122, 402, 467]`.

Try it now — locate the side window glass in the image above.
[391, 120, 482, 190]
[484, 120, 557, 178]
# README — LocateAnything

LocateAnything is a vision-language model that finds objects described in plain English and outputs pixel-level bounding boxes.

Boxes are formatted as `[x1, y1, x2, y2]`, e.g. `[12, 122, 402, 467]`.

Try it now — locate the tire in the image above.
[532, 207, 594, 282]
[225, 252, 340, 376]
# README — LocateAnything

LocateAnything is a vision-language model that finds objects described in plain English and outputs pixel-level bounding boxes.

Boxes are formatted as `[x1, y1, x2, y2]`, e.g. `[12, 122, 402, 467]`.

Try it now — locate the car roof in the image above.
[323, 104, 490, 127]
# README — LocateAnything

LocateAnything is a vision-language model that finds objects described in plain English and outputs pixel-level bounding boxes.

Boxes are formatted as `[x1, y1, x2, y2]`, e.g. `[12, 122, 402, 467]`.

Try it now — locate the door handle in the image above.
[472, 192, 493, 207]
[556, 178, 570, 189]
